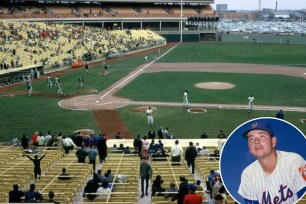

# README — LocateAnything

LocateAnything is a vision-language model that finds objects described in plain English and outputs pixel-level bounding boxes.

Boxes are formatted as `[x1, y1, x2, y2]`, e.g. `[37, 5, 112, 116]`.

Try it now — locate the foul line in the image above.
[99, 43, 181, 100]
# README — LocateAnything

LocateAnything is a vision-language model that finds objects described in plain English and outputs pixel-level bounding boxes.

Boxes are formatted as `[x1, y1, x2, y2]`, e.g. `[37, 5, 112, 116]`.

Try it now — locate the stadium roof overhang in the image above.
[25, 0, 214, 3]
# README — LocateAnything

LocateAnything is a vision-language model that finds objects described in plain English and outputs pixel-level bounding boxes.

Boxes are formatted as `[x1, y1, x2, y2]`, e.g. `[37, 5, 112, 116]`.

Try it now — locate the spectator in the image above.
[58, 167, 71, 180]
[76, 145, 87, 163]
[165, 181, 178, 199]
[276, 109, 284, 119]
[96, 135, 107, 163]
[105, 169, 114, 183]
[195, 180, 203, 192]
[115, 131, 121, 139]
[200, 130, 208, 138]
[152, 175, 166, 196]
[37, 132, 45, 146]
[24, 184, 43, 202]
[170, 175, 189, 204]
[217, 130, 226, 139]
[96, 179, 112, 198]
[206, 170, 217, 194]
[182, 184, 203, 204]
[87, 145, 98, 172]
[133, 134, 142, 156]
[185, 142, 198, 174]
[195, 142, 203, 152]
[31, 131, 39, 147]
[142, 136, 149, 158]
[140, 157, 153, 198]
[26, 153, 46, 181]
[171, 140, 183, 166]
[97, 169, 108, 183]
[157, 126, 164, 139]
[206, 194, 225, 204]
[199, 146, 210, 157]
[46, 135, 56, 147]
[21, 134, 29, 149]
[83, 173, 100, 201]
[148, 128, 156, 139]
[44, 131, 52, 145]
[10, 137, 19, 146]
[109, 144, 118, 152]
[62, 135, 77, 154]
[48, 191, 60, 204]
[9, 184, 25, 203]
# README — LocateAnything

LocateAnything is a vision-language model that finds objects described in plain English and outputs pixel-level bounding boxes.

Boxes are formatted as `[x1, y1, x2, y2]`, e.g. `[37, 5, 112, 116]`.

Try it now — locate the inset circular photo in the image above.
[220, 117, 306, 204]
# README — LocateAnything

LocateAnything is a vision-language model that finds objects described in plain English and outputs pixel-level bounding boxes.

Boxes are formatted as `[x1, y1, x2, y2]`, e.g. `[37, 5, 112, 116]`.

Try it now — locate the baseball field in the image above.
[0, 42, 306, 142]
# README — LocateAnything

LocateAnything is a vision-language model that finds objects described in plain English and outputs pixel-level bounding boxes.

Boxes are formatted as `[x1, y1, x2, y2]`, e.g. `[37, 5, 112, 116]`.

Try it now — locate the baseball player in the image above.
[104, 64, 110, 77]
[54, 76, 60, 88]
[238, 120, 306, 204]
[248, 94, 255, 113]
[57, 82, 65, 97]
[47, 75, 52, 88]
[85, 63, 89, 73]
[145, 56, 148, 63]
[78, 77, 84, 89]
[27, 82, 32, 96]
[183, 90, 189, 107]
[146, 106, 154, 128]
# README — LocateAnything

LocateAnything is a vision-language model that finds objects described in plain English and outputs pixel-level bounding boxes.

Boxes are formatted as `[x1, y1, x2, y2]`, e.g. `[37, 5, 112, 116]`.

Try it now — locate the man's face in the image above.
[247, 130, 276, 159]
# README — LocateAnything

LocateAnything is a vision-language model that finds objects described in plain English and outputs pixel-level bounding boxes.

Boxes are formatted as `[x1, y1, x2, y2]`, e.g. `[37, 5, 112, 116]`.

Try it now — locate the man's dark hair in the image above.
[48, 191, 55, 199]
[215, 194, 224, 201]
[179, 175, 185, 181]
[175, 140, 179, 145]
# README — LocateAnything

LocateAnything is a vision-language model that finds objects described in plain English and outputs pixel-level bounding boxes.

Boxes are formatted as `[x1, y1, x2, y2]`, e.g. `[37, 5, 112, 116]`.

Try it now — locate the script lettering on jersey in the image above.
[262, 185, 293, 204]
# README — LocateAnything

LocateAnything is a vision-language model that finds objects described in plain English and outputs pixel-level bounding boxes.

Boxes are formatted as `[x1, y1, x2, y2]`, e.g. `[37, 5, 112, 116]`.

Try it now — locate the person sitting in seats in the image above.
[24, 184, 43, 202]
[164, 181, 178, 199]
[83, 173, 100, 201]
[152, 175, 166, 196]
[9, 184, 25, 202]
[58, 167, 72, 180]
[96, 179, 112, 198]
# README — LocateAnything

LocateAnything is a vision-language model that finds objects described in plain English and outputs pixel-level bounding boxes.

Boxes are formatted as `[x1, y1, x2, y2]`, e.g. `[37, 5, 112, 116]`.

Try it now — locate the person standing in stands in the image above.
[185, 142, 198, 174]
[62, 135, 77, 154]
[142, 136, 149, 158]
[76, 145, 87, 163]
[182, 184, 203, 204]
[87, 145, 98, 172]
[133, 134, 143, 157]
[21, 134, 29, 149]
[170, 175, 189, 204]
[140, 157, 153, 198]
[171, 140, 183, 166]
[26, 153, 47, 181]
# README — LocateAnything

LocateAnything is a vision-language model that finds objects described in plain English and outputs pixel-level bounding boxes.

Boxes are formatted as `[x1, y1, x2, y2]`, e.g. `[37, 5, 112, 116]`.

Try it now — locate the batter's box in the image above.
[300, 119, 306, 123]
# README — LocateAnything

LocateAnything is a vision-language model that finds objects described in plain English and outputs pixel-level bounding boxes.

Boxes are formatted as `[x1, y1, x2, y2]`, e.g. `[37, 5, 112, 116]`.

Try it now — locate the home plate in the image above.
[96, 101, 100, 103]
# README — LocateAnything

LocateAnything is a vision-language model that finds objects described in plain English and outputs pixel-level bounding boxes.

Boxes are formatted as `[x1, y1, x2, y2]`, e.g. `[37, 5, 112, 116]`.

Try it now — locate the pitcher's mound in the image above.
[195, 82, 235, 90]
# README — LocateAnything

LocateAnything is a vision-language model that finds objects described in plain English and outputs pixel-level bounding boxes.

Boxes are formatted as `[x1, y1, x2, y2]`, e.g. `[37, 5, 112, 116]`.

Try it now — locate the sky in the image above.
[213, 0, 306, 10]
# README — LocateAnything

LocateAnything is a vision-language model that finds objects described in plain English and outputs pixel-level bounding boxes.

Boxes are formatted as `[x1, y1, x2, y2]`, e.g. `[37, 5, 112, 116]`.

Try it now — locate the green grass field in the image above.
[1, 42, 305, 142]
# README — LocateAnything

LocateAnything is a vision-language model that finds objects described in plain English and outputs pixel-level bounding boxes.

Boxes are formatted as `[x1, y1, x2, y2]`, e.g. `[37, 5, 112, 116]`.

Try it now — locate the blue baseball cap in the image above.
[242, 120, 274, 138]
[188, 184, 197, 191]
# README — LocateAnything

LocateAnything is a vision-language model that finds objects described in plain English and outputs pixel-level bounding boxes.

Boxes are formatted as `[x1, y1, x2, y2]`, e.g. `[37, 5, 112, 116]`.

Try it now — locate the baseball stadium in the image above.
[0, 0, 306, 203]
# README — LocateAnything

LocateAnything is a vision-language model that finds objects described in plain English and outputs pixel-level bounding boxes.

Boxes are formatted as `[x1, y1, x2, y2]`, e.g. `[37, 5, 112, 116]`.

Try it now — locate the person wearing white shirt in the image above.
[62, 135, 77, 154]
[170, 140, 183, 166]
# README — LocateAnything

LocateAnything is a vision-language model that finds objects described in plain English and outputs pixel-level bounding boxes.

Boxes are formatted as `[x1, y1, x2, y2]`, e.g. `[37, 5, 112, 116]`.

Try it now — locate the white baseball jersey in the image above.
[248, 96, 255, 104]
[146, 108, 153, 124]
[238, 151, 306, 204]
[183, 91, 188, 106]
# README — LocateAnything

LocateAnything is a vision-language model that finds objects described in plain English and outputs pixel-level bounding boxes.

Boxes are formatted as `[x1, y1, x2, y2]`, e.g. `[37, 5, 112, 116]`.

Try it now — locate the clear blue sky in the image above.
[213, 0, 305, 10]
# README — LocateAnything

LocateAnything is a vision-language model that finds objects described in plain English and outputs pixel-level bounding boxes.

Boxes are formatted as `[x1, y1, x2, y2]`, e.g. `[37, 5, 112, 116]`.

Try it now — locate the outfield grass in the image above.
[117, 106, 306, 138]
[1, 42, 306, 142]
[159, 42, 306, 66]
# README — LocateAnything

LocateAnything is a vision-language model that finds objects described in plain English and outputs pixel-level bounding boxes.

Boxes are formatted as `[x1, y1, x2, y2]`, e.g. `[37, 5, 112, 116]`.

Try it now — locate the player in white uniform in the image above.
[238, 120, 306, 204]
[146, 106, 153, 128]
[248, 94, 255, 113]
[27, 82, 32, 96]
[183, 90, 189, 107]
[145, 56, 148, 63]
[54, 76, 60, 88]
[47, 75, 52, 88]
[57, 82, 65, 97]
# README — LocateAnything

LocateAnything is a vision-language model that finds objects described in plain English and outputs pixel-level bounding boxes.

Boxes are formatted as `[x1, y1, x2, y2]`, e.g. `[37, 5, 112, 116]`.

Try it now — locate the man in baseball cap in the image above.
[238, 119, 306, 204]
[181, 184, 203, 204]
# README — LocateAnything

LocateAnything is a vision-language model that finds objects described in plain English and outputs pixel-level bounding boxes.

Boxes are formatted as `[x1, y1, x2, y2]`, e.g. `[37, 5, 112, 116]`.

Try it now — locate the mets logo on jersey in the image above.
[262, 185, 293, 204]
[298, 163, 306, 181]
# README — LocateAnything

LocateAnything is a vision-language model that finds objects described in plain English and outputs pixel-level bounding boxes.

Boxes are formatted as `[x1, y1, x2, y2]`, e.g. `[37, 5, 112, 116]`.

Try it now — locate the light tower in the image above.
[259, 0, 262, 11]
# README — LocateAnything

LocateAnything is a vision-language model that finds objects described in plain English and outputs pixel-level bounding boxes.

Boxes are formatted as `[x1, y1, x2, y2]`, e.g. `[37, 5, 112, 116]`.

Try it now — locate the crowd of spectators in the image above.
[0, 21, 165, 85]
